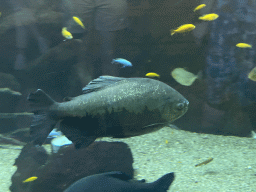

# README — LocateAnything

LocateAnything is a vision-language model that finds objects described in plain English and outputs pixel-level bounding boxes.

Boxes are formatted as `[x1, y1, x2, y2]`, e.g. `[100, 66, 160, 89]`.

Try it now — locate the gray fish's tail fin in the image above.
[28, 89, 55, 108]
[27, 89, 58, 146]
[151, 172, 175, 192]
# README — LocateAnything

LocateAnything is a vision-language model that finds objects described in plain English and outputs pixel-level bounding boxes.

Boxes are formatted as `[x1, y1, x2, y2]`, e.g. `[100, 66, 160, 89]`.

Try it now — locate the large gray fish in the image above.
[64, 171, 175, 192]
[28, 76, 189, 149]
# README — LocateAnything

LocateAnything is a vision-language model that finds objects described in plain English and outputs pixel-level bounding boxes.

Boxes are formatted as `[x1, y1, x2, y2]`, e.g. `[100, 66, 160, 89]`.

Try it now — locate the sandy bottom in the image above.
[1, 126, 256, 192]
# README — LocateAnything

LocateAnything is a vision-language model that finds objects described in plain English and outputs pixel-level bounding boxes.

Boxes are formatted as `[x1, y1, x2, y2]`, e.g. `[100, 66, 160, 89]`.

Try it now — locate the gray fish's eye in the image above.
[176, 103, 185, 110]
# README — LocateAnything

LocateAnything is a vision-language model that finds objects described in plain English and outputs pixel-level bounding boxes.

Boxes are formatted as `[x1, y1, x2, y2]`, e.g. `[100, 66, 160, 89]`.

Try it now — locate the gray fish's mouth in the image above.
[163, 99, 189, 123]
[184, 100, 189, 113]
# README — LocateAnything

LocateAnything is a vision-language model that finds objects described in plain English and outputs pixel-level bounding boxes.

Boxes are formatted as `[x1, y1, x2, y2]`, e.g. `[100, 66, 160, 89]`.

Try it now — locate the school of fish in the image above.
[16, 2, 256, 190]
[60, 4, 254, 87]
[169, 3, 254, 86]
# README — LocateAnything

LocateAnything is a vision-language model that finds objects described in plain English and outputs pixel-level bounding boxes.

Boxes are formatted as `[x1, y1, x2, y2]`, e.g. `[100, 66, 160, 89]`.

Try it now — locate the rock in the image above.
[0, 1, 63, 36]
[0, 112, 33, 135]
[0, 87, 23, 133]
[0, 88, 21, 113]
[0, 73, 21, 91]
[10, 141, 134, 192]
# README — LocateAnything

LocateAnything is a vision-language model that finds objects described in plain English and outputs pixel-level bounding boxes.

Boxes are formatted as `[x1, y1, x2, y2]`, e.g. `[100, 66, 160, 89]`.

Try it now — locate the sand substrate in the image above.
[1, 126, 256, 191]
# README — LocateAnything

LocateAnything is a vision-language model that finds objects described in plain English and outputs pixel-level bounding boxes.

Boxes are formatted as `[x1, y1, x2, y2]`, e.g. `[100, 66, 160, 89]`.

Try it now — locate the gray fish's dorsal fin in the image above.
[82, 76, 126, 94]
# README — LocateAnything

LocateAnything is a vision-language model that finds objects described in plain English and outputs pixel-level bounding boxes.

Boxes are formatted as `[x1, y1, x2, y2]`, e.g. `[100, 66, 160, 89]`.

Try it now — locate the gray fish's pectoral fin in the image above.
[102, 171, 132, 181]
[143, 123, 165, 129]
[82, 76, 126, 94]
[30, 112, 57, 146]
[60, 120, 96, 149]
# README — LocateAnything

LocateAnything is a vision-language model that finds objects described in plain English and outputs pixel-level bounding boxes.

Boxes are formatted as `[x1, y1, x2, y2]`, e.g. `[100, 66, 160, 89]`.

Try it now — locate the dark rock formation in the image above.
[0, 87, 23, 133]
[10, 141, 134, 192]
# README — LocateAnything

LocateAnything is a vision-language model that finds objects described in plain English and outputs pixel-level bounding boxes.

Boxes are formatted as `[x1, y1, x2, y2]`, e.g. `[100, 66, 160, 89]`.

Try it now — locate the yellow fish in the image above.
[23, 176, 38, 183]
[194, 4, 206, 12]
[62, 27, 73, 40]
[248, 67, 256, 81]
[145, 72, 160, 78]
[170, 24, 195, 36]
[236, 43, 252, 48]
[171, 68, 202, 86]
[73, 16, 85, 29]
[199, 13, 219, 21]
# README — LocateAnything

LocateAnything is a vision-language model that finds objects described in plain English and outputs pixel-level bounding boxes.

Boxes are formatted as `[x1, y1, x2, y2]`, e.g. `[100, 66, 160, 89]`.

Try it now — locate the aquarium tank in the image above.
[0, 0, 256, 191]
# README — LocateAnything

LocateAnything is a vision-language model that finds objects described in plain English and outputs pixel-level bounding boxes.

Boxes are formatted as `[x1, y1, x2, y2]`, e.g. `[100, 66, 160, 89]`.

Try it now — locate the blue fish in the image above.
[111, 58, 132, 68]
[47, 128, 63, 139]
[64, 171, 175, 192]
[51, 135, 73, 153]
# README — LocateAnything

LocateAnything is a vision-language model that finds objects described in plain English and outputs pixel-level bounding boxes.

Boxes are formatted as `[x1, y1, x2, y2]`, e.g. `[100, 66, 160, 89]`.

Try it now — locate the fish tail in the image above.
[27, 89, 59, 146]
[197, 70, 203, 80]
[151, 172, 175, 191]
[170, 29, 175, 36]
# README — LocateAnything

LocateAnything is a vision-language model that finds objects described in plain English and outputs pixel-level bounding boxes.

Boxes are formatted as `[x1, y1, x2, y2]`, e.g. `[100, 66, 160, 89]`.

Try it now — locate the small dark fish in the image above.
[28, 76, 188, 149]
[111, 58, 132, 68]
[195, 157, 214, 167]
[64, 171, 175, 192]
